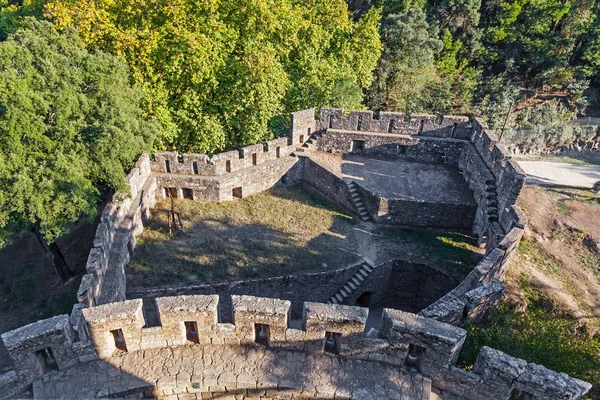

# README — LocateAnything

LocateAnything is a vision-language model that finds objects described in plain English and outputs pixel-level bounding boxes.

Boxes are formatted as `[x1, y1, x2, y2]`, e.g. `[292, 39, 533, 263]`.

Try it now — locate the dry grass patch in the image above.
[127, 184, 483, 291]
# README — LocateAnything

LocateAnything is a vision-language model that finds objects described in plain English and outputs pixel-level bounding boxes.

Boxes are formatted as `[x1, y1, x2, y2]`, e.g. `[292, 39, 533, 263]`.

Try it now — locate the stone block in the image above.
[156, 295, 219, 346]
[232, 295, 290, 344]
[1, 315, 77, 382]
[380, 309, 466, 378]
[82, 299, 145, 358]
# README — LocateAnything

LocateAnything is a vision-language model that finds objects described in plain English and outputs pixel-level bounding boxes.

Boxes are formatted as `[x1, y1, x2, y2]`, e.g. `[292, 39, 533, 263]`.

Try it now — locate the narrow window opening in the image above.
[276, 147, 281, 158]
[252, 153, 257, 166]
[388, 119, 395, 133]
[111, 329, 128, 352]
[255, 324, 270, 346]
[166, 188, 177, 198]
[182, 188, 193, 200]
[351, 140, 365, 152]
[232, 187, 243, 199]
[35, 347, 58, 373]
[165, 160, 171, 173]
[177, 154, 184, 163]
[299, 134, 305, 143]
[185, 321, 200, 343]
[307, 127, 312, 135]
[192, 161, 199, 175]
[225, 160, 232, 173]
[323, 331, 341, 355]
[418, 120, 425, 134]
[404, 344, 425, 372]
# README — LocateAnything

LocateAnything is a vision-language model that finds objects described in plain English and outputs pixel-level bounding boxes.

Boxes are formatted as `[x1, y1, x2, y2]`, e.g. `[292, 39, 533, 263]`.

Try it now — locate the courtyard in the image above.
[126, 184, 484, 293]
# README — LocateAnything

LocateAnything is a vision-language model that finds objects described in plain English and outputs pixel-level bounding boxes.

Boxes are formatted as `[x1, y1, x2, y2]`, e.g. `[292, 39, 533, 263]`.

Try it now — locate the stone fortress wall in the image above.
[0, 295, 591, 399]
[0, 108, 591, 399]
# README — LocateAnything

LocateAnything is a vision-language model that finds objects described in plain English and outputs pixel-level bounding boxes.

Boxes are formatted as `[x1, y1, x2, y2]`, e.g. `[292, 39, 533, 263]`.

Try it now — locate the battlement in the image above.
[0, 295, 590, 399]
[314, 108, 471, 139]
[150, 137, 292, 177]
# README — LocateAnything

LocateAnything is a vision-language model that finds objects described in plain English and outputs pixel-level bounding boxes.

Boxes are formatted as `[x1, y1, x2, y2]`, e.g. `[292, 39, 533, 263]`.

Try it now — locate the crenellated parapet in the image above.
[0, 295, 591, 399]
[150, 137, 292, 177]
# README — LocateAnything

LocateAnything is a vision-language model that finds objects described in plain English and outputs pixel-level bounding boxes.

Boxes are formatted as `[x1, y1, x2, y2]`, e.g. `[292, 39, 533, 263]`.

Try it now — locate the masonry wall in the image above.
[419, 226, 524, 325]
[316, 129, 467, 166]
[377, 262, 460, 313]
[128, 260, 366, 320]
[0, 295, 590, 400]
[76, 153, 156, 308]
[299, 157, 358, 213]
[374, 196, 476, 229]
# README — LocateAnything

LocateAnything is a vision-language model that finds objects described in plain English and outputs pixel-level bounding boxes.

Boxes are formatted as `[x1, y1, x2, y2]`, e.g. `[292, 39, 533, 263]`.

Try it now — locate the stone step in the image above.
[360, 215, 370, 221]
[351, 276, 362, 286]
[362, 263, 374, 273]
[335, 293, 344, 302]
[343, 284, 353, 293]
[486, 185, 497, 192]
[340, 287, 349, 297]
[348, 280, 357, 290]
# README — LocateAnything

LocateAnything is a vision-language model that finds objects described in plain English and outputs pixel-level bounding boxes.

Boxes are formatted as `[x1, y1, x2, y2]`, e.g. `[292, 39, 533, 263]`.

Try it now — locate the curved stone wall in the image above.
[0, 295, 591, 399]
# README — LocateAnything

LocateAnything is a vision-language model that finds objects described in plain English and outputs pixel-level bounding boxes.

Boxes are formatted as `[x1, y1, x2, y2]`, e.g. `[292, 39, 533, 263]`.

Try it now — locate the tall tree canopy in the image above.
[0, 19, 156, 251]
[45, 0, 382, 153]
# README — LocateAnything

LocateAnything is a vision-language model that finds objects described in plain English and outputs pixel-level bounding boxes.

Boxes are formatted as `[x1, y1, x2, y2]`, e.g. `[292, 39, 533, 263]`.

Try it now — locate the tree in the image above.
[366, 8, 446, 113]
[0, 0, 47, 39]
[46, 0, 382, 154]
[0, 19, 156, 280]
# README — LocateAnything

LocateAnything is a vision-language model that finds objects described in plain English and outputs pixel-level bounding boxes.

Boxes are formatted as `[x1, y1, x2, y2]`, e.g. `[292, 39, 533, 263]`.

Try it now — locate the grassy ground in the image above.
[459, 187, 600, 398]
[459, 273, 600, 399]
[127, 184, 483, 291]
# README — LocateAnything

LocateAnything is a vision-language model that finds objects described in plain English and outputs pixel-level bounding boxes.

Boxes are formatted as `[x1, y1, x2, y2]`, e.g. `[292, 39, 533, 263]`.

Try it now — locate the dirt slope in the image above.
[505, 186, 600, 335]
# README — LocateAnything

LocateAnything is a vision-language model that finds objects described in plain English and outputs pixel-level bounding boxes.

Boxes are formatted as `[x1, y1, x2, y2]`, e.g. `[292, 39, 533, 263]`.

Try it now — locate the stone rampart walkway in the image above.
[34, 344, 430, 399]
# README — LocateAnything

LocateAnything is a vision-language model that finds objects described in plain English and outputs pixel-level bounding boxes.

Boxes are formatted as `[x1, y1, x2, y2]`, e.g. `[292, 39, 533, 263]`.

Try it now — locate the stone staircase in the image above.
[294, 132, 323, 154]
[347, 181, 370, 221]
[327, 258, 376, 305]
[485, 179, 499, 222]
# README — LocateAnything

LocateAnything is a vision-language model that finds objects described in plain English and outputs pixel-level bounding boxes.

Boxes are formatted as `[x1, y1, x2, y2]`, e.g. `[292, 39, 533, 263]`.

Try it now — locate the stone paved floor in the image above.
[35, 345, 430, 399]
[312, 153, 476, 205]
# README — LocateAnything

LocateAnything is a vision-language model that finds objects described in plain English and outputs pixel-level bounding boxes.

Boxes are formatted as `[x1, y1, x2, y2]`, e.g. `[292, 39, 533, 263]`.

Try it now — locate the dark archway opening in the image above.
[356, 292, 373, 307]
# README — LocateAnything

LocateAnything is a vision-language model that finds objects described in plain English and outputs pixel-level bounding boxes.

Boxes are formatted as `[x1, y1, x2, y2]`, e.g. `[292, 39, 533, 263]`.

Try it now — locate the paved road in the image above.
[518, 161, 600, 188]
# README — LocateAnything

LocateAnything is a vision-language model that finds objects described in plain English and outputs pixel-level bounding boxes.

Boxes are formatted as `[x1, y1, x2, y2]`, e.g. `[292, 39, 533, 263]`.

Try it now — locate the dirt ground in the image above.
[505, 186, 600, 334]
[127, 184, 483, 293]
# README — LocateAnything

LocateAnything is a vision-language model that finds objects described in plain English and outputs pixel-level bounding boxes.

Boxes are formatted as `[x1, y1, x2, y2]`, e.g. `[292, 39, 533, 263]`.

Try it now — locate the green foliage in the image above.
[46, 0, 382, 153]
[0, 19, 156, 246]
[504, 100, 597, 152]
[366, 8, 448, 113]
[459, 278, 600, 396]
[0, 0, 47, 39]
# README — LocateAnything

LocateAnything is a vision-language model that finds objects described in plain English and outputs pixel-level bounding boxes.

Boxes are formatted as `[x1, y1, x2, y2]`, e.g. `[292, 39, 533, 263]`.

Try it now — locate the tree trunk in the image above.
[32, 226, 74, 282]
